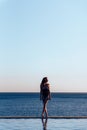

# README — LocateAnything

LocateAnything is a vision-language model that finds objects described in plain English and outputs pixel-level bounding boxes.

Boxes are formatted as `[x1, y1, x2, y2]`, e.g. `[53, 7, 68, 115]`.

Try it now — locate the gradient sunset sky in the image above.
[0, 0, 87, 92]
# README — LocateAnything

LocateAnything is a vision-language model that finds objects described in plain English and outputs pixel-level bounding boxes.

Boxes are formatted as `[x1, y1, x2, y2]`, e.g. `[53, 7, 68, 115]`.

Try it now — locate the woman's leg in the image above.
[42, 101, 45, 118]
[42, 99, 48, 118]
[44, 100, 48, 118]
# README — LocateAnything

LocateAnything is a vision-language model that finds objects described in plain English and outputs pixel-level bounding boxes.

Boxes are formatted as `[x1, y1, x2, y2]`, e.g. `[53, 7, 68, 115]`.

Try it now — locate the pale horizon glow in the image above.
[0, 0, 87, 92]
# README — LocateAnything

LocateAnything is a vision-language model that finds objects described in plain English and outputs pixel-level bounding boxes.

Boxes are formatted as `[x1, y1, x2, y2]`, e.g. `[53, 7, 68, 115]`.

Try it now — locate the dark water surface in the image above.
[0, 93, 87, 116]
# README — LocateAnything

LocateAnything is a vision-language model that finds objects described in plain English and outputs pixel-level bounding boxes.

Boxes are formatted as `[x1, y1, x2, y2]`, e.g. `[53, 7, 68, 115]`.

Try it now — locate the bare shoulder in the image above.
[46, 83, 50, 88]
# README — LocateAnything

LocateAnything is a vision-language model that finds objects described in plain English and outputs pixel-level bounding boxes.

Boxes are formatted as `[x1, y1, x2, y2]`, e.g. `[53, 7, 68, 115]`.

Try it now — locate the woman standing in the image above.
[40, 77, 51, 118]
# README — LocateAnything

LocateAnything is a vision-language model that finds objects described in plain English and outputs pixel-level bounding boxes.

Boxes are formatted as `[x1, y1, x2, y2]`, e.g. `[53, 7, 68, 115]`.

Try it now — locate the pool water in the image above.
[0, 119, 87, 130]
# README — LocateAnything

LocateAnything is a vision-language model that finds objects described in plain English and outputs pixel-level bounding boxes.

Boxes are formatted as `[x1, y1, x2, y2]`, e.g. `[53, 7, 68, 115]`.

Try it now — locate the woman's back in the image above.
[41, 83, 50, 97]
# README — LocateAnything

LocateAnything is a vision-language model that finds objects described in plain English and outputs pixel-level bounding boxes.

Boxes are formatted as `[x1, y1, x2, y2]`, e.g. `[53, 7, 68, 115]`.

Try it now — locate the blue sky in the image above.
[0, 0, 87, 92]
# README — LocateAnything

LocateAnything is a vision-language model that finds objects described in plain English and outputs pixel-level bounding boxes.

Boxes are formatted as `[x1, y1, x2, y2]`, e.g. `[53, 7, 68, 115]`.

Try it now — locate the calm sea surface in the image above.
[0, 93, 87, 116]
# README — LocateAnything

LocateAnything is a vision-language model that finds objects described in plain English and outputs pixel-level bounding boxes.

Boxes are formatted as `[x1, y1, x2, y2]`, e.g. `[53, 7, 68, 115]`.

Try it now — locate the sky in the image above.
[0, 0, 87, 92]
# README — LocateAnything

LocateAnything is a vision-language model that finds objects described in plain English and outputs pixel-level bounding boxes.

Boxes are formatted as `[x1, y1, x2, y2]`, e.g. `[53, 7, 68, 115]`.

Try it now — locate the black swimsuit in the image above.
[42, 86, 50, 102]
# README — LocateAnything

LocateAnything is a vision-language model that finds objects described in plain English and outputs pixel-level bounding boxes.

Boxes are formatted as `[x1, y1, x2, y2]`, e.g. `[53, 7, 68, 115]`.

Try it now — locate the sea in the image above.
[0, 92, 87, 117]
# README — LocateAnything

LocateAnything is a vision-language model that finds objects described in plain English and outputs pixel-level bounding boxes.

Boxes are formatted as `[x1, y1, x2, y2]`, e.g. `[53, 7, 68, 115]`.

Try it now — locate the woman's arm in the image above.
[49, 91, 51, 100]
[48, 84, 51, 100]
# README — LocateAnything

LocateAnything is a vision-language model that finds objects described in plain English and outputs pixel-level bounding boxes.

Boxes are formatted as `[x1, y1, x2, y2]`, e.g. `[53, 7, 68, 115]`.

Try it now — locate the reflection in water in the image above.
[42, 118, 48, 130]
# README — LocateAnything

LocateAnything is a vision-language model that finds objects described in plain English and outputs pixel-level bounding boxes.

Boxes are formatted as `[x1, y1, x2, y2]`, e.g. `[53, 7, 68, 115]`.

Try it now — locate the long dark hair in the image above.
[40, 77, 48, 87]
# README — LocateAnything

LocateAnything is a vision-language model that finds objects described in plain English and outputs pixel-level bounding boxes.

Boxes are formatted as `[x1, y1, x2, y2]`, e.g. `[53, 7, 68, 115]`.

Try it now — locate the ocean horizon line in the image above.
[0, 92, 87, 94]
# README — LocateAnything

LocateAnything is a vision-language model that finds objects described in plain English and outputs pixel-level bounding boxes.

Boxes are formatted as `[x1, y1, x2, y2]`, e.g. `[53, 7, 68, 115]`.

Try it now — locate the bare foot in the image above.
[42, 113, 44, 119]
[46, 112, 48, 119]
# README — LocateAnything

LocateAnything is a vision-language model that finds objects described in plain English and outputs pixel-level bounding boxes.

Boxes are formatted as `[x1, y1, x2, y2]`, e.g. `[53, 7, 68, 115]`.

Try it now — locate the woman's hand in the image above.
[48, 95, 51, 100]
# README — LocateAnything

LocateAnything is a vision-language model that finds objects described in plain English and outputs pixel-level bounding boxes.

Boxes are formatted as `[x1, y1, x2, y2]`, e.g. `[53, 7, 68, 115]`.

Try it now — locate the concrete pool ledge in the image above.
[0, 116, 87, 119]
